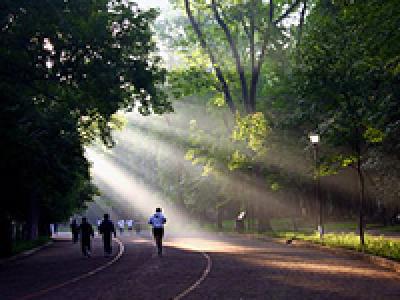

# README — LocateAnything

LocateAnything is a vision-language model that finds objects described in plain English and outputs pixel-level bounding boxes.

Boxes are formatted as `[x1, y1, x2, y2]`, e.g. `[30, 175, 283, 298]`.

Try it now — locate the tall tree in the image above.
[178, 0, 306, 114]
[0, 0, 171, 256]
[292, 0, 399, 245]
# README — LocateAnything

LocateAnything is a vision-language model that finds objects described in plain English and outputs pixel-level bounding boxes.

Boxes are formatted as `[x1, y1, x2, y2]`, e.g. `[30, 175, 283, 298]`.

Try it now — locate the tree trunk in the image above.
[27, 196, 40, 240]
[39, 217, 51, 237]
[357, 159, 365, 247]
[257, 202, 272, 233]
[216, 206, 223, 230]
[0, 215, 13, 257]
[211, 0, 249, 110]
[184, 0, 236, 113]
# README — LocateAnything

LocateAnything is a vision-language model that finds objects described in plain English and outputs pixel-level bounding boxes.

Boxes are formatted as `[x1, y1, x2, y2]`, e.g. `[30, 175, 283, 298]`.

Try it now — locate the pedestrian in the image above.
[135, 221, 141, 234]
[97, 219, 102, 234]
[118, 219, 125, 235]
[70, 219, 79, 243]
[127, 219, 133, 232]
[99, 214, 116, 257]
[79, 217, 94, 257]
[148, 208, 167, 257]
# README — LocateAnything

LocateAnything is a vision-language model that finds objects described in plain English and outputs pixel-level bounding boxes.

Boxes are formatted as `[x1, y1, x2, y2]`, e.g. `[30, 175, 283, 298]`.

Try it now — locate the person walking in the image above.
[99, 214, 116, 257]
[70, 219, 79, 243]
[118, 219, 125, 235]
[148, 208, 167, 257]
[79, 217, 94, 257]
[97, 219, 102, 234]
[126, 219, 133, 233]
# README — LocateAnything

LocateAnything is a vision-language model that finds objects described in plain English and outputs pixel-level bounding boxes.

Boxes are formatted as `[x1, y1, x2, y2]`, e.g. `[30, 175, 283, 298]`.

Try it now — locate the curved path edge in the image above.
[173, 251, 212, 300]
[288, 239, 400, 274]
[0, 241, 54, 266]
[16, 238, 125, 300]
[224, 232, 400, 275]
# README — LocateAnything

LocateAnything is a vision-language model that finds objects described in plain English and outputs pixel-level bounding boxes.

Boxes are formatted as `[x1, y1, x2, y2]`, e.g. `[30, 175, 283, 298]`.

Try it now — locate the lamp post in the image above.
[309, 133, 323, 239]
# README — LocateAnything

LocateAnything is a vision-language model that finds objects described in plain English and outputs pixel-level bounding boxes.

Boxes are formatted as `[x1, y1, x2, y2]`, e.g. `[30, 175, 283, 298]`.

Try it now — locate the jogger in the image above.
[148, 208, 167, 256]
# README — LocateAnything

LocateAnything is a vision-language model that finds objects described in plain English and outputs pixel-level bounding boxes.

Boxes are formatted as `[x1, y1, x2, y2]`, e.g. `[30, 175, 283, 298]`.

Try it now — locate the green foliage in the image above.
[12, 236, 51, 256]
[232, 112, 269, 154]
[363, 127, 385, 144]
[292, 0, 399, 153]
[185, 111, 269, 173]
[0, 0, 171, 237]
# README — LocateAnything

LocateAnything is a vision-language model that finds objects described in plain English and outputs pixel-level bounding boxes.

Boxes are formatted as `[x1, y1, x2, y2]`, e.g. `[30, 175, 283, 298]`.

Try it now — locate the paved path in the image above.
[0, 232, 399, 299]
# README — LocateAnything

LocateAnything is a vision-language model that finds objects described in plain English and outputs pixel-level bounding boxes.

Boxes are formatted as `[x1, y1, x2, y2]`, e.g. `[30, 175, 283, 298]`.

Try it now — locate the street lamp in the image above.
[309, 133, 323, 239]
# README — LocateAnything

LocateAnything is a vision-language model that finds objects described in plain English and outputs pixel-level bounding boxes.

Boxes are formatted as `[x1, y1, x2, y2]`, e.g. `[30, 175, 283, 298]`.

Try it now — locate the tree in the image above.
[178, 0, 307, 114]
[292, 0, 399, 246]
[0, 0, 171, 256]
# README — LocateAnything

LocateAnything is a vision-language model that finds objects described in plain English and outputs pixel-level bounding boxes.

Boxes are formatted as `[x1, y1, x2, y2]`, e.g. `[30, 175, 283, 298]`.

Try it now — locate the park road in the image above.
[0, 232, 399, 299]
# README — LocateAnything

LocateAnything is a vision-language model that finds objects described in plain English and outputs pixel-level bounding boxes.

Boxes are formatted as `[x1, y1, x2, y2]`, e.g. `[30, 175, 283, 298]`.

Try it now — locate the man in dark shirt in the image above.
[79, 217, 94, 257]
[99, 214, 116, 257]
[70, 219, 79, 244]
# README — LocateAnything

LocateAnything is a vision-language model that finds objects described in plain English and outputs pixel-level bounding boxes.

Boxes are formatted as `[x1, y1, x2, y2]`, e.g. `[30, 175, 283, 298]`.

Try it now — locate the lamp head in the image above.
[309, 133, 320, 145]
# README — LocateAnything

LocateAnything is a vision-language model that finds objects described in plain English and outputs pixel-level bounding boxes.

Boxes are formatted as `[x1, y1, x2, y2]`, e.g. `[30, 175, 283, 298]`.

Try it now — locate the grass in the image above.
[12, 236, 51, 255]
[273, 231, 400, 262]
[373, 224, 400, 233]
[204, 218, 400, 262]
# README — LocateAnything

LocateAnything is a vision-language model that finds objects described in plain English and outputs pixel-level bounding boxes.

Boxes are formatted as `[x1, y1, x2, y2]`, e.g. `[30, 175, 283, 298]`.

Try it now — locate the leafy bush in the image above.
[12, 237, 51, 255]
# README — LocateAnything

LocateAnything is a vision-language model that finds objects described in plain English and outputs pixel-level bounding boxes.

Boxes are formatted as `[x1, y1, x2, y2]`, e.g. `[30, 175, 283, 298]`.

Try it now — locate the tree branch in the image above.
[297, 0, 307, 47]
[273, 0, 302, 26]
[211, 0, 249, 112]
[184, 0, 236, 113]
[249, 0, 303, 112]
[269, 0, 274, 23]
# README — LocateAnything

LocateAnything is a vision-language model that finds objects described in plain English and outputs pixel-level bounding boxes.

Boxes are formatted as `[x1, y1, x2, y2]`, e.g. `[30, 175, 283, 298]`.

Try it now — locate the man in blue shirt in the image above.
[148, 208, 167, 256]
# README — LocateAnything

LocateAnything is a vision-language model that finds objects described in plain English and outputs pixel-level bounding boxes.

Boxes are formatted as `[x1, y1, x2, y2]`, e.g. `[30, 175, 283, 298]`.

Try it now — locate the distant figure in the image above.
[118, 219, 125, 235]
[70, 219, 79, 243]
[79, 217, 94, 257]
[126, 219, 133, 232]
[49, 224, 55, 236]
[99, 214, 116, 257]
[135, 221, 141, 234]
[148, 208, 167, 257]
[97, 219, 102, 234]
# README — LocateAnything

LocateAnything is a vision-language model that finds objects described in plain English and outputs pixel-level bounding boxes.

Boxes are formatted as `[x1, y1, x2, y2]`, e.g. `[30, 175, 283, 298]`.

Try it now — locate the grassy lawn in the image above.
[273, 231, 400, 262]
[12, 236, 51, 255]
[372, 224, 400, 233]
[204, 218, 400, 262]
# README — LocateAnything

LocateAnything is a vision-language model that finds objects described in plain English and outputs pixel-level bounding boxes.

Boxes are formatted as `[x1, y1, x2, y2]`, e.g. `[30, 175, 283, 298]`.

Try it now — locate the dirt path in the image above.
[1, 232, 399, 299]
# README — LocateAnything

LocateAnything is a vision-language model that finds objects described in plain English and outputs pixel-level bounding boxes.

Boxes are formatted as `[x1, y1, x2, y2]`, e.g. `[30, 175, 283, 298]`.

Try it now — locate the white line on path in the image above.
[173, 251, 212, 300]
[17, 238, 125, 300]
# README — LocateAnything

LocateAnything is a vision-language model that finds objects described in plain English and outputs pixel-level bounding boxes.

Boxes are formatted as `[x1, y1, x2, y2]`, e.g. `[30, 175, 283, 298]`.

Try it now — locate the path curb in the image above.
[16, 238, 124, 300]
[223, 232, 400, 274]
[0, 240, 53, 265]
[282, 239, 400, 274]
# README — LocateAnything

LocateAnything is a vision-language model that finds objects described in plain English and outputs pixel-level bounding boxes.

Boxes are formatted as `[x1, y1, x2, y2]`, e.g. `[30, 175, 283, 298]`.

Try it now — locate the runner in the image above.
[148, 208, 167, 257]
[118, 219, 125, 235]
[97, 219, 102, 234]
[126, 219, 133, 233]
[98, 214, 116, 257]
[79, 217, 94, 257]
[70, 219, 79, 243]
[135, 221, 141, 234]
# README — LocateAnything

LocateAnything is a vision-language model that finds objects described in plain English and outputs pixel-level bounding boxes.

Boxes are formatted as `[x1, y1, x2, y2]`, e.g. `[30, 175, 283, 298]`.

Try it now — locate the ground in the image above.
[0, 232, 399, 300]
